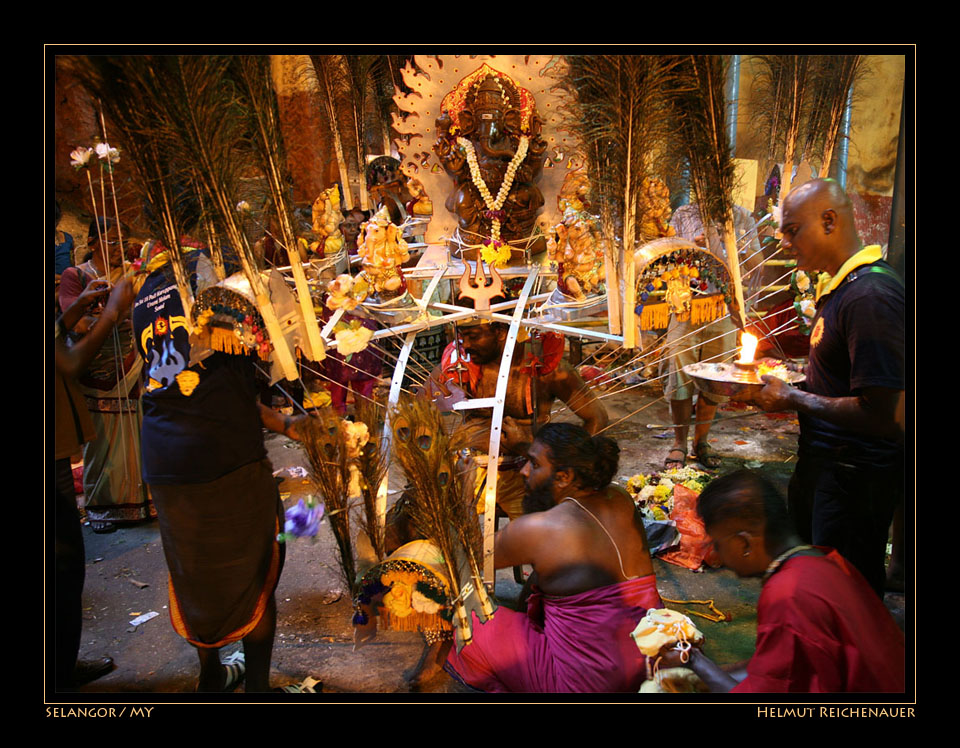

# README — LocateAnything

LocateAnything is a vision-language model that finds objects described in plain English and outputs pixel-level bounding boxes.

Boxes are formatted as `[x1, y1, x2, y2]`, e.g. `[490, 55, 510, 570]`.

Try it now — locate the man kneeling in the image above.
[445, 423, 661, 693]
[661, 470, 905, 693]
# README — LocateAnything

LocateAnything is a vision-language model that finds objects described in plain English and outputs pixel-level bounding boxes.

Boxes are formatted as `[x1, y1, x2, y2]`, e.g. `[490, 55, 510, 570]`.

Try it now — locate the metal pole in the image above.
[726, 55, 741, 156]
[837, 86, 854, 191]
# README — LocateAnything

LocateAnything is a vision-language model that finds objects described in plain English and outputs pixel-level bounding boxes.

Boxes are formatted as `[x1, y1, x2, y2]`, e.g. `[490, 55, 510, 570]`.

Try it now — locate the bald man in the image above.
[751, 180, 904, 597]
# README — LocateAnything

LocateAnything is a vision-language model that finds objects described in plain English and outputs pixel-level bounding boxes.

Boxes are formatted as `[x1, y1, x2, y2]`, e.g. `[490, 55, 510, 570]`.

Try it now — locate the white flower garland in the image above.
[457, 135, 530, 244]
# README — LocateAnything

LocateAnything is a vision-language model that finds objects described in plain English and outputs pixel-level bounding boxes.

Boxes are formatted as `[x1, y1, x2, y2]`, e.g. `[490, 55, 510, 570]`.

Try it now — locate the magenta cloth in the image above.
[446, 574, 662, 693]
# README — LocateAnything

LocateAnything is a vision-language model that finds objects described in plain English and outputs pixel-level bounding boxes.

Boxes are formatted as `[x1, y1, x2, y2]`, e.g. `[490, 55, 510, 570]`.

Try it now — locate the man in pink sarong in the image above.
[445, 423, 662, 693]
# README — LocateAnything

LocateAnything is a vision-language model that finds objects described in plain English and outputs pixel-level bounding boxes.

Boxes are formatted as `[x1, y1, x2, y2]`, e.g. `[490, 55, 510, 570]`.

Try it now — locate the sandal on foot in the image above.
[220, 651, 246, 692]
[664, 447, 687, 470]
[693, 441, 722, 469]
[91, 520, 117, 534]
[194, 651, 245, 693]
[275, 676, 321, 693]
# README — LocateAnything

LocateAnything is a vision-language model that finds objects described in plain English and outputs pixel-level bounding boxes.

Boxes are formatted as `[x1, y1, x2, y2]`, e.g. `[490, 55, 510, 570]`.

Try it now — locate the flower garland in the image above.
[333, 319, 374, 359]
[457, 134, 530, 258]
[791, 270, 821, 335]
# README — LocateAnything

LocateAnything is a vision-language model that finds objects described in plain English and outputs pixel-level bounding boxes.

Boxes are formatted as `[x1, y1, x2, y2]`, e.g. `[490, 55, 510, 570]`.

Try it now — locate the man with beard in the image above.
[443, 423, 661, 692]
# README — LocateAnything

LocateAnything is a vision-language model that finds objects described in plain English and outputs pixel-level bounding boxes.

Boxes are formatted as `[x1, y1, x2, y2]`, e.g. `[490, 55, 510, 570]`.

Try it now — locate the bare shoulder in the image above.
[542, 359, 582, 387]
[541, 360, 590, 401]
[494, 505, 581, 569]
[605, 484, 632, 502]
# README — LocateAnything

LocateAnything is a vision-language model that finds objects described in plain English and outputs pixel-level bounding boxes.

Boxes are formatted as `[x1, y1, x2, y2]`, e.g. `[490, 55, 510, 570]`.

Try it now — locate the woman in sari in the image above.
[58, 217, 151, 532]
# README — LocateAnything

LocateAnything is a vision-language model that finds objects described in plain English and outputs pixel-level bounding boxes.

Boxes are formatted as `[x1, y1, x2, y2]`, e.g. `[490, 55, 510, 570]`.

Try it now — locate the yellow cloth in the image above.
[815, 245, 883, 302]
[630, 608, 705, 657]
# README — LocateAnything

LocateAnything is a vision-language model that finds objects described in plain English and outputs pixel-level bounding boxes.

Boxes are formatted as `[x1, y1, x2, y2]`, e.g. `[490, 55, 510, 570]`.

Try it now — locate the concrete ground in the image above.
[61, 379, 907, 697]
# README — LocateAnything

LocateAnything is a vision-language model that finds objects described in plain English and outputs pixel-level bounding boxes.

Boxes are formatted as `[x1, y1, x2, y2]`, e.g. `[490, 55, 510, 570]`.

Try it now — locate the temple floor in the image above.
[64, 381, 906, 695]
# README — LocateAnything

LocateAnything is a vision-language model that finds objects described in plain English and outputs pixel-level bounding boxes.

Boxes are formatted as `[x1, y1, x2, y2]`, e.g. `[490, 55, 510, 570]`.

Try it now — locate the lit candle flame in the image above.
[738, 332, 758, 364]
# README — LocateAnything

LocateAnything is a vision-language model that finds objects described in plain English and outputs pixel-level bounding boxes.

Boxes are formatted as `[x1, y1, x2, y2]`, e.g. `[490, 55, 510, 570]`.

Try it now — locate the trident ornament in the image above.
[458, 258, 504, 312]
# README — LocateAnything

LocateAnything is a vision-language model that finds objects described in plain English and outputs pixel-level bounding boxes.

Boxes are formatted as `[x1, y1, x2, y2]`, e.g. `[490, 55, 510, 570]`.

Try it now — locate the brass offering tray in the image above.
[683, 359, 804, 399]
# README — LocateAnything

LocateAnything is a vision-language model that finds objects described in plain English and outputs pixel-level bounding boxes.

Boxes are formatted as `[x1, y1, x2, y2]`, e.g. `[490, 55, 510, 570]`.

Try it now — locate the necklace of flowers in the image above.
[457, 135, 529, 246]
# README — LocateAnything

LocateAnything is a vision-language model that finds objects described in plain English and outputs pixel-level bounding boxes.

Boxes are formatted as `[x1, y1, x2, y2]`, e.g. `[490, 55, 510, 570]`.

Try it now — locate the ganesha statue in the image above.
[547, 208, 605, 301]
[356, 205, 410, 300]
[557, 168, 592, 215]
[311, 186, 345, 256]
[433, 64, 548, 262]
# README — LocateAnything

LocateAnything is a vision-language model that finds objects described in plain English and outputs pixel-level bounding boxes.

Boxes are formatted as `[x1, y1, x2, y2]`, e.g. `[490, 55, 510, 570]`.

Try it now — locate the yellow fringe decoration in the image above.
[210, 326, 247, 356]
[638, 294, 727, 330]
[640, 302, 670, 331]
[376, 606, 453, 634]
[205, 325, 273, 361]
[689, 294, 727, 326]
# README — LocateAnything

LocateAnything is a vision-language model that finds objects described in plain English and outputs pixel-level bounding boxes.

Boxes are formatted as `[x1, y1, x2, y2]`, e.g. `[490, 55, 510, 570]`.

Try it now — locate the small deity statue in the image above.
[406, 176, 433, 216]
[557, 169, 591, 214]
[357, 205, 410, 300]
[325, 273, 369, 311]
[433, 64, 547, 260]
[546, 208, 605, 300]
[311, 186, 345, 255]
[637, 177, 676, 242]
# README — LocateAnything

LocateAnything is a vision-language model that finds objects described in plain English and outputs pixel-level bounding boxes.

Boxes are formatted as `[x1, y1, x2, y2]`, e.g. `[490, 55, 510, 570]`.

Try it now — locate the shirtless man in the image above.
[445, 423, 662, 692]
[427, 316, 608, 519]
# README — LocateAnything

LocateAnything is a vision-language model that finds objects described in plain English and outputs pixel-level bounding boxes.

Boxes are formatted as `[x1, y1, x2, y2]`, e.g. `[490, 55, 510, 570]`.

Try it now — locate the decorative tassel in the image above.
[690, 295, 727, 326]
[639, 295, 726, 330]
[640, 302, 670, 331]
[376, 606, 453, 634]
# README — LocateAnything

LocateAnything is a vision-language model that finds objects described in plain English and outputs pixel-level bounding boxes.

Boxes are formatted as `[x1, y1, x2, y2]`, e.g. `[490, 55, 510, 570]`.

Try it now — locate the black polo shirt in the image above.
[799, 259, 904, 468]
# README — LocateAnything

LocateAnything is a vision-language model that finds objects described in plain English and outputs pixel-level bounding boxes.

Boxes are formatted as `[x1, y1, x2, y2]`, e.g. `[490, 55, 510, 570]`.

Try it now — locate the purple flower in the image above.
[284, 498, 324, 538]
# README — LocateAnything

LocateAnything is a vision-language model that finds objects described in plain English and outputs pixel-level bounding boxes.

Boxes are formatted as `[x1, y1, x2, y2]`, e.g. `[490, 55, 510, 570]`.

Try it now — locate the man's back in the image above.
[496, 486, 654, 597]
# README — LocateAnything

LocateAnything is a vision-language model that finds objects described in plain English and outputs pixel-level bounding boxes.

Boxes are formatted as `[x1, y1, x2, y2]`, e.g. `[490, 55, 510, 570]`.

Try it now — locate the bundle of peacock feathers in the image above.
[308, 55, 354, 210]
[300, 409, 360, 595]
[74, 55, 307, 381]
[750, 54, 812, 199]
[229, 55, 325, 363]
[668, 54, 747, 326]
[555, 55, 683, 257]
[353, 398, 388, 564]
[389, 395, 495, 650]
[68, 56, 202, 321]
[799, 55, 867, 182]
[750, 54, 866, 198]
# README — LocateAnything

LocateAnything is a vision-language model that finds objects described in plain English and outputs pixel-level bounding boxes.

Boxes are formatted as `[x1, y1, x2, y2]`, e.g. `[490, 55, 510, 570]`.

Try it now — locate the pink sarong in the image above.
[446, 574, 662, 693]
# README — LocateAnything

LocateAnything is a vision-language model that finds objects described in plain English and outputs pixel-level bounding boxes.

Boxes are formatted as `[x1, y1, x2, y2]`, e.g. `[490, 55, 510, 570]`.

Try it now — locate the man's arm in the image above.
[546, 362, 608, 434]
[257, 403, 311, 442]
[54, 278, 134, 379]
[658, 647, 739, 693]
[59, 279, 111, 331]
[754, 379, 904, 441]
[493, 513, 546, 570]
